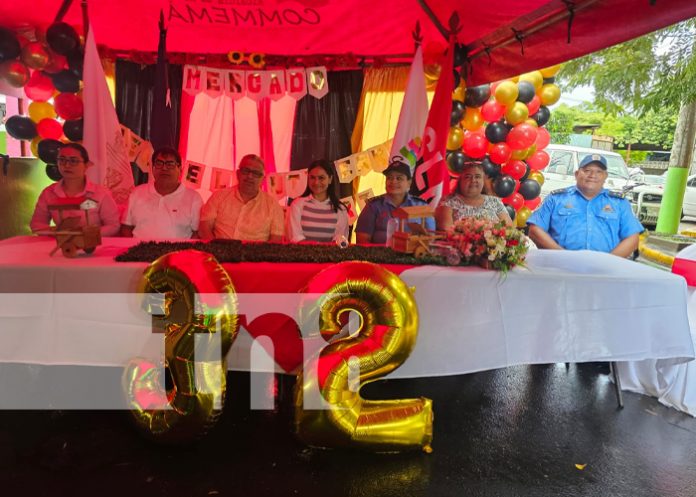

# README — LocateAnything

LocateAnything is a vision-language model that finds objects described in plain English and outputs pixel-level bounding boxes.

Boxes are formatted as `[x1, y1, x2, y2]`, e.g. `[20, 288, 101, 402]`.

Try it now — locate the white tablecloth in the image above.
[618, 244, 696, 416]
[0, 236, 693, 378]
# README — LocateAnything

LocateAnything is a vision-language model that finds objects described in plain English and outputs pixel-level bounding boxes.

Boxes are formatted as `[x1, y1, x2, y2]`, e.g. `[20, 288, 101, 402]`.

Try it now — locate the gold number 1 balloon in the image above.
[123, 250, 239, 443]
[294, 261, 433, 452]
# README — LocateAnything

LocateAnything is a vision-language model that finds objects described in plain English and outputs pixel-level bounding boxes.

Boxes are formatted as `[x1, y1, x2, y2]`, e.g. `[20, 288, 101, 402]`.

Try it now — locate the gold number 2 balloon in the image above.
[123, 250, 239, 443]
[294, 261, 433, 452]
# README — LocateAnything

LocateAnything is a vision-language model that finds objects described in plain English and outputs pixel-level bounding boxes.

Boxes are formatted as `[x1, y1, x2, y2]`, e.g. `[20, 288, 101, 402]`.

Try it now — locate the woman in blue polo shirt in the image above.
[355, 159, 435, 245]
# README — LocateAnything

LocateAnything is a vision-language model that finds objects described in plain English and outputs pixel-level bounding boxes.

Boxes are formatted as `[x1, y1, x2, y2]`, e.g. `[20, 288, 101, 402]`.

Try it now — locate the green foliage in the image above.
[557, 19, 695, 113]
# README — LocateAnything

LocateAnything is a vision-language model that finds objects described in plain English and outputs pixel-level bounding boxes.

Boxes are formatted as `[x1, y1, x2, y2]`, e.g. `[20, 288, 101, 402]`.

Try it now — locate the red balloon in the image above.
[535, 127, 551, 150]
[507, 123, 538, 150]
[481, 99, 505, 122]
[489, 142, 511, 165]
[37, 118, 64, 140]
[502, 159, 527, 180]
[54, 92, 83, 120]
[502, 192, 524, 210]
[43, 50, 67, 74]
[527, 150, 550, 171]
[24, 71, 55, 102]
[462, 132, 489, 158]
[524, 197, 541, 210]
[489, 81, 501, 95]
[527, 95, 541, 116]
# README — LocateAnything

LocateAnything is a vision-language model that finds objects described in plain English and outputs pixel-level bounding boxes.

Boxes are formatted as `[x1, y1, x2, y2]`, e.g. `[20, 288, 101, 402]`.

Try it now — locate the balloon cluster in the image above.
[0, 24, 85, 178]
[445, 63, 562, 226]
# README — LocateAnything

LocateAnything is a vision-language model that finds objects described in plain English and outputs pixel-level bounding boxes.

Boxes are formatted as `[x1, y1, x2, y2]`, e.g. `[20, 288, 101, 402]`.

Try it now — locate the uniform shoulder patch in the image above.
[608, 191, 624, 199]
[550, 188, 568, 195]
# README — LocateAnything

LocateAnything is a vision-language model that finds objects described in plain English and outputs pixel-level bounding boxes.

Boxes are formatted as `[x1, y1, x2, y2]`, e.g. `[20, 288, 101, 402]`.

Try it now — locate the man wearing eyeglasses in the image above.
[120, 147, 203, 239]
[199, 154, 284, 241]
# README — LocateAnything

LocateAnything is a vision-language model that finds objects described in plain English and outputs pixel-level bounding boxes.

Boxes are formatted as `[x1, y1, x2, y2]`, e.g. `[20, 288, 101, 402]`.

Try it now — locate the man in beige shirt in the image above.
[199, 155, 284, 241]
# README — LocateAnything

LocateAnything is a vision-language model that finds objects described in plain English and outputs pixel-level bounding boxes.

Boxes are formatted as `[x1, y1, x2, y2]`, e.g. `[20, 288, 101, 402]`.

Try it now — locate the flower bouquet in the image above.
[446, 218, 528, 271]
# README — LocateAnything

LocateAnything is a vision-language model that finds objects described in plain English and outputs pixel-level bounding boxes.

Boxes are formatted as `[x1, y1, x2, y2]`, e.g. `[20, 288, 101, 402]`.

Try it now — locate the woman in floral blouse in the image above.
[436, 160, 513, 231]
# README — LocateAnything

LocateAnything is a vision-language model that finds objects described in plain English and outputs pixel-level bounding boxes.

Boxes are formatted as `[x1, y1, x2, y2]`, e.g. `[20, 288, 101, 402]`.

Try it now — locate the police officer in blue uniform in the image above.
[527, 154, 644, 258]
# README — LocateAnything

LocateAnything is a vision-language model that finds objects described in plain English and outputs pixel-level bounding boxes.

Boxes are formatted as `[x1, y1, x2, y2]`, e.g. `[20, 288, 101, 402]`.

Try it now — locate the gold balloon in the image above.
[539, 83, 561, 106]
[124, 250, 240, 443]
[519, 70, 544, 91]
[30, 136, 40, 157]
[28, 101, 56, 122]
[516, 206, 532, 228]
[505, 102, 529, 125]
[0, 60, 30, 88]
[540, 64, 562, 78]
[494, 80, 518, 105]
[528, 170, 545, 185]
[452, 86, 466, 102]
[295, 261, 433, 452]
[524, 118, 538, 127]
[461, 106, 484, 131]
[510, 148, 528, 160]
[446, 126, 464, 150]
[20, 42, 50, 70]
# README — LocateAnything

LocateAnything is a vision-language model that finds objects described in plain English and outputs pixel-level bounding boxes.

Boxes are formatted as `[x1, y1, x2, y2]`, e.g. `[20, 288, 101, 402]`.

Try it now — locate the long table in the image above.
[0, 236, 693, 387]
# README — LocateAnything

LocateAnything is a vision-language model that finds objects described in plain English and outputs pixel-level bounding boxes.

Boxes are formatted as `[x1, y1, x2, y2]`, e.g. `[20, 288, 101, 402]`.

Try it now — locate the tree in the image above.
[556, 19, 696, 233]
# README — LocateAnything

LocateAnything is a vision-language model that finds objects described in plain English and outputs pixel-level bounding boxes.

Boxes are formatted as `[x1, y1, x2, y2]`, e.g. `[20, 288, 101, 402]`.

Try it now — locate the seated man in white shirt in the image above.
[120, 147, 203, 239]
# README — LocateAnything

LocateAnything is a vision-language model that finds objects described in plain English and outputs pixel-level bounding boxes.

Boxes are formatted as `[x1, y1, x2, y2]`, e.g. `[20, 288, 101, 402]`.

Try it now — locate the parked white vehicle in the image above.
[629, 174, 665, 228]
[540, 145, 633, 198]
[683, 175, 696, 219]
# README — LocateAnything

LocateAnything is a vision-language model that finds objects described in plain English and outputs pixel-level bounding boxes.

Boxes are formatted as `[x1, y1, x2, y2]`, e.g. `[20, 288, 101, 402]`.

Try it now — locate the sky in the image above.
[558, 85, 594, 107]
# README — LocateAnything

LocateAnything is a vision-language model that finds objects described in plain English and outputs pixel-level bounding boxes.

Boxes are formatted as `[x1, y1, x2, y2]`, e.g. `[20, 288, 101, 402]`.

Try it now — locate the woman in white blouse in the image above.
[286, 159, 349, 243]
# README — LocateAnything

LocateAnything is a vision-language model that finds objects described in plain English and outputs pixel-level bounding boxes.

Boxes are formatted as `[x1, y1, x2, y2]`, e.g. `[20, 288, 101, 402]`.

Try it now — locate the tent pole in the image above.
[416, 0, 448, 41]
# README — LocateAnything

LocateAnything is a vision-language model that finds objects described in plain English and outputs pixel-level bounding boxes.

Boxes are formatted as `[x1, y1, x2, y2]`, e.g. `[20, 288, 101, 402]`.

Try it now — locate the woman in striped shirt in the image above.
[286, 159, 349, 243]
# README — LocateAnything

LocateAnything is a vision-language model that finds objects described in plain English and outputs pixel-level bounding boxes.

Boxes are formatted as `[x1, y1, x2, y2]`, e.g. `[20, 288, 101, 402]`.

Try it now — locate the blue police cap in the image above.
[383, 157, 412, 179]
[578, 154, 608, 170]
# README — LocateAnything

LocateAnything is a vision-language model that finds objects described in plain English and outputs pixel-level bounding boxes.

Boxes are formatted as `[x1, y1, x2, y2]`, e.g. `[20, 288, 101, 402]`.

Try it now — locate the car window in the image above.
[643, 175, 665, 186]
[579, 153, 628, 179]
[546, 151, 573, 175]
[688, 177, 696, 188]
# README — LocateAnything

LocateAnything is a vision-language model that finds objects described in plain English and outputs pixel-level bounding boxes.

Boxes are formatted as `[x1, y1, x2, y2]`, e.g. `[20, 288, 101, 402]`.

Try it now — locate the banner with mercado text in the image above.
[182, 65, 328, 101]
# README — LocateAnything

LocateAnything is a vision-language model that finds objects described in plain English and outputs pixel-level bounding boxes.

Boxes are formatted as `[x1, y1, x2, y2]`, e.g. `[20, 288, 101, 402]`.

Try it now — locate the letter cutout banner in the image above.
[183, 65, 328, 100]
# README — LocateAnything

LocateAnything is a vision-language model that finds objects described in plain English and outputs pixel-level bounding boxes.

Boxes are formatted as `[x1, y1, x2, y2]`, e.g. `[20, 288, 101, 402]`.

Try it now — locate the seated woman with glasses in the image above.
[120, 147, 203, 239]
[29, 142, 120, 236]
[286, 159, 349, 243]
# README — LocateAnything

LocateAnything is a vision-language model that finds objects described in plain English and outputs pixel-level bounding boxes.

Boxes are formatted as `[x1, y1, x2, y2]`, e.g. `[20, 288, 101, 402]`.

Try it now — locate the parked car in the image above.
[683, 175, 696, 219]
[629, 174, 665, 228]
[540, 145, 633, 198]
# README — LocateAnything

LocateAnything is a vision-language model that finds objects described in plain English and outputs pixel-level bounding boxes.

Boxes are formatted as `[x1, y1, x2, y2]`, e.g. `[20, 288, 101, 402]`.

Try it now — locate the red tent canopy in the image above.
[1, 0, 695, 84]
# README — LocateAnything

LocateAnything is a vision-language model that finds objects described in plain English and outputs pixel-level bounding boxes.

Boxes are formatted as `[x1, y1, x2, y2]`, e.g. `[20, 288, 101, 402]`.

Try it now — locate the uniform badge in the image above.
[564, 203, 574, 209]
[602, 204, 614, 213]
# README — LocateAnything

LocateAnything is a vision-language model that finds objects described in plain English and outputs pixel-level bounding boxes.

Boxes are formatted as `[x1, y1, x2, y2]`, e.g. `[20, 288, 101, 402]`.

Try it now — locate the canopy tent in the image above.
[1, 0, 695, 85]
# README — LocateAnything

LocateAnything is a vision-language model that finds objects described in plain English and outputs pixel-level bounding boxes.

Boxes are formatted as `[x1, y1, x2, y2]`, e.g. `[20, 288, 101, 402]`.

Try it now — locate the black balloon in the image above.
[543, 77, 556, 84]
[505, 204, 516, 221]
[0, 28, 21, 63]
[493, 174, 516, 197]
[532, 106, 551, 127]
[46, 22, 80, 56]
[45, 163, 62, 181]
[5, 116, 37, 140]
[481, 157, 501, 178]
[453, 70, 461, 90]
[51, 69, 80, 93]
[464, 84, 490, 108]
[485, 121, 509, 144]
[63, 119, 83, 141]
[67, 48, 84, 78]
[518, 179, 541, 200]
[517, 81, 536, 103]
[453, 43, 466, 68]
[38, 139, 62, 164]
[451, 100, 466, 125]
[520, 163, 532, 182]
[447, 150, 468, 175]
